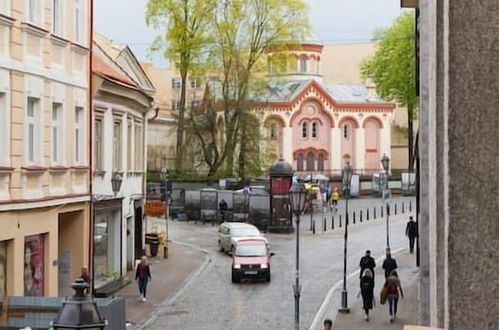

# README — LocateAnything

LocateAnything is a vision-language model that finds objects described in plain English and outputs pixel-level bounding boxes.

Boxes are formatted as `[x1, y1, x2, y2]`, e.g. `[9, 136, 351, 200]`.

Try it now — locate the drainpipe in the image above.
[88, 0, 95, 296]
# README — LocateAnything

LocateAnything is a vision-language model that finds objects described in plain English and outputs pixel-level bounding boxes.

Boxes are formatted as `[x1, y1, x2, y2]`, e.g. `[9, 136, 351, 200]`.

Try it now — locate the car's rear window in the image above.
[231, 228, 260, 237]
[235, 244, 267, 257]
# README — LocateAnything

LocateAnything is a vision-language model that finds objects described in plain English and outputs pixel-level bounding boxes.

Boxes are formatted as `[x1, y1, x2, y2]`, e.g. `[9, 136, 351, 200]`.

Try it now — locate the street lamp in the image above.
[52, 279, 107, 329]
[111, 172, 122, 196]
[381, 154, 391, 250]
[289, 181, 308, 330]
[160, 168, 169, 257]
[339, 161, 353, 314]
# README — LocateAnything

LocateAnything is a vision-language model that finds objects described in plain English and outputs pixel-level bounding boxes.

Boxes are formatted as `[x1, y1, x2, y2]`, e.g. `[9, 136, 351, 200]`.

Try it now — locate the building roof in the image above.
[92, 51, 138, 90]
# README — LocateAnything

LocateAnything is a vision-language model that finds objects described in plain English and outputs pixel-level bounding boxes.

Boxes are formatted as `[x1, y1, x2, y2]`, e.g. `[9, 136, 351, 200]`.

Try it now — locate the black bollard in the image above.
[410, 201, 412, 212]
[367, 208, 370, 221]
[312, 220, 316, 234]
[402, 202, 405, 214]
[323, 217, 327, 232]
[353, 211, 356, 224]
[339, 214, 342, 227]
[395, 203, 398, 215]
[360, 210, 363, 222]
[332, 215, 335, 230]
[374, 207, 376, 219]
[381, 206, 384, 217]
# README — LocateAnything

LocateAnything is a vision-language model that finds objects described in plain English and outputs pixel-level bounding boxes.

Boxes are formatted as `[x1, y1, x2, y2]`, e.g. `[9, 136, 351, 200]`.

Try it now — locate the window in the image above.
[300, 56, 307, 73]
[270, 123, 277, 140]
[26, 97, 41, 164]
[52, 0, 63, 36]
[94, 118, 103, 170]
[190, 79, 201, 89]
[28, 0, 42, 25]
[343, 124, 349, 139]
[51, 103, 63, 163]
[134, 124, 143, 171]
[302, 122, 308, 138]
[171, 78, 181, 89]
[0, 92, 7, 164]
[316, 59, 320, 73]
[74, 107, 84, 163]
[306, 152, 315, 171]
[113, 120, 122, 171]
[297, 154, 304, 171]
[191, 100, 201, 109]
[171, 100, 182, 111]
[74, 0, 86, 43]
[312, 122, 318, 138]
[127, 120, 133, 171]
[318, 154, 325, 171]
[0, 0, 10, 15]
[24, 235, 45, 296]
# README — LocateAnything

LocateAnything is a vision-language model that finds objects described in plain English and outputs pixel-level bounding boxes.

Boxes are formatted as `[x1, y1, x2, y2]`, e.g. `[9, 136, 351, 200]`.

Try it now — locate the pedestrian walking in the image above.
[219, 199, 228, 223]
[323, 318, 333, 330]
[135, 256, 151, 302]
[331, 187, 340, 210]
[384, 270, 404, 322]
[382, 251, 398, 278]
[405, 216, 418, 253]
[359, 269, 375, 321]
[359, 250, 376, 280]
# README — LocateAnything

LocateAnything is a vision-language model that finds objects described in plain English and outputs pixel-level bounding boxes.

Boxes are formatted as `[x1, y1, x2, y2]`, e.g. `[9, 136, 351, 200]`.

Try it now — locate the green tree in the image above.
[146, 0, 217, 174]
[362, 11, 418, 170]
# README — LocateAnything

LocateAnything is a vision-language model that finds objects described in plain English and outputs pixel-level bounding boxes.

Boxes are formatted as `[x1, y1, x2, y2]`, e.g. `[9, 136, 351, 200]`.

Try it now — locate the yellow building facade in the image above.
[0, 0, 92, 297]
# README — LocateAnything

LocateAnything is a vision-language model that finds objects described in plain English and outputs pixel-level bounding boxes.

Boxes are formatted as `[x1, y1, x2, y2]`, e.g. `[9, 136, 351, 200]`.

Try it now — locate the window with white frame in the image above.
[26, 97, 41, 164]
[74, 0, 86, 44]
[51, 103, 63, 163]
[0, 92, 7, 164]
[171, 99, 182, 111]
[27, 0, 42, 25]
[127, 119, 133, 171]
[94, 117, 103, 171]
[113, 119, 122, 171]
[74, 106, 84, 163]
[52, 0, 63, 36]
[134, 124, 143, 171]
[171, 78, 181, 89]
[300, 56, 307, 73]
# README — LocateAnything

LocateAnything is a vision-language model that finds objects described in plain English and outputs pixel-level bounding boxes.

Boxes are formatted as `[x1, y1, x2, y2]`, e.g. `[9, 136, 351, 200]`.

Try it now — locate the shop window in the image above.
[93, 212, 121, 289]
[302, 122, 308, 138]
[24, 235, 45, 296]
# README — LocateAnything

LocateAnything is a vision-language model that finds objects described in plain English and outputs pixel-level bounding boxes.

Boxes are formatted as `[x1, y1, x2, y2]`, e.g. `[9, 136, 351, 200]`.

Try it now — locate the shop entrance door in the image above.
[134, 206, 143, 259]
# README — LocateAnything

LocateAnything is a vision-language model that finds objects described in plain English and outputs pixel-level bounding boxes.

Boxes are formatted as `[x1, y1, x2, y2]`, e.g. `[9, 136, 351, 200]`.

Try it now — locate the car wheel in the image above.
[231, 271, 240, 283]
[266, 271, 271, 282]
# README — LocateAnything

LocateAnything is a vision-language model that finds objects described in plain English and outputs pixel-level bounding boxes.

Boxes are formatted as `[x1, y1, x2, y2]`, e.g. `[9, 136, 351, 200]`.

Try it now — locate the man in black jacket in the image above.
[359, 250, 376, 279]
[405, 216, 418, 253]
[382, 250, 398, 278]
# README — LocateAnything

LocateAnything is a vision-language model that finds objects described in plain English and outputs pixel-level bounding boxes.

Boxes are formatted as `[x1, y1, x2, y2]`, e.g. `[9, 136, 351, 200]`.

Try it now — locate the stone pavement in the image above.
[332, 250, 419, 329]
[113, 241, 207, 327]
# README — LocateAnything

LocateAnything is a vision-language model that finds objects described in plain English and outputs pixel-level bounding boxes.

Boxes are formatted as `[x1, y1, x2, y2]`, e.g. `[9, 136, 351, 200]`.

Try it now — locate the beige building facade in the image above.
[0, 0, 91, 297]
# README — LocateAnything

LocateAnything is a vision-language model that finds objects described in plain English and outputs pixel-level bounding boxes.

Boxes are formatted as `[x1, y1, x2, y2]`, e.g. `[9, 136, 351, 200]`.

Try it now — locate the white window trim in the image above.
[74, 106, 85, 164]
[0, 0, 11, 16]
[51, 102, 64, 164]
[25, 97, 42, 165]
[94, 113, 104, 171]
[26, 0, 43, 26]
[0, 69, 9, 166]
[113, 117, 123, 172]
[52, 0, 64, 37]
[74, 0, 86, 45]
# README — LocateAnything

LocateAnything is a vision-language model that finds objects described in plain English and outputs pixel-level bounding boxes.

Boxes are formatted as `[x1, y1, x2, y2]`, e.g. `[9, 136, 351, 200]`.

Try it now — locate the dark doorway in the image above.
[134, 206, 143, 259]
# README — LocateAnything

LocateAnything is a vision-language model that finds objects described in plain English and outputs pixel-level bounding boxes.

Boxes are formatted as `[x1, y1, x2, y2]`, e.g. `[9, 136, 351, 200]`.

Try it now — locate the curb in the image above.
[134, 241, 212, 330]
[308, 247, 407, 330]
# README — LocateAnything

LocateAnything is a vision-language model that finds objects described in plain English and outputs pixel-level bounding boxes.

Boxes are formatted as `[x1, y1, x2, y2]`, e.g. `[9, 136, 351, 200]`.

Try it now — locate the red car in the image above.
[231, 238, 274, 283]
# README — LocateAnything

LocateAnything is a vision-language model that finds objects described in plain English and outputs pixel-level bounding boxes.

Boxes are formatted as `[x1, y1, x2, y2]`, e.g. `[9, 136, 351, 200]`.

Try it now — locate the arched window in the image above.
[300, 56, 307, 73]
[297, 154, 304, 171]
[343, 124, 349, 139]
[316, 59, 320, 73]
[306, 152, 315, 171]
[302, 122, 308, 138]
[312, 122, 318, 138]
[270, 123, 277, 140]
[318, 154, 325, 171]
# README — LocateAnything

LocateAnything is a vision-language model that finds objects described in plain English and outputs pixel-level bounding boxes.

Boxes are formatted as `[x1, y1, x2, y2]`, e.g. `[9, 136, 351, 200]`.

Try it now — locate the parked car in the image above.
[231, 238, 274, 283]
[218, 222, 266, 253]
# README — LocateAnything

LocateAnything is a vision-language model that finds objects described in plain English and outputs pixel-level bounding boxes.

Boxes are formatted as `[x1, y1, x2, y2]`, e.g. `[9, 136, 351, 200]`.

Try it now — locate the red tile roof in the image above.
[92, 53, 137, 89]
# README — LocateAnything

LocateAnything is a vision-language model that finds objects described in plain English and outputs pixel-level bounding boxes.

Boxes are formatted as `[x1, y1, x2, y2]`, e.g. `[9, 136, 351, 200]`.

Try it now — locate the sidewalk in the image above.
[113, 241, 207, 327]
[333, 251, 419, 329]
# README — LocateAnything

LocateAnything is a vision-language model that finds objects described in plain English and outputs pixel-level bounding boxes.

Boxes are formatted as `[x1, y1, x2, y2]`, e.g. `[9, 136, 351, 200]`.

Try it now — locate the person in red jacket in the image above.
[135, 256, 152, 302]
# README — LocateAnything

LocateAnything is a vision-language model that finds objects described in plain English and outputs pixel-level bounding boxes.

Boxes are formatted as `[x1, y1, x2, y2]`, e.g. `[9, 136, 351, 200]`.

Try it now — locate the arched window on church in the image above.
[302, 122, 308, 138]
[300, 56, 307, 73]
[312, 122, 318, 138]
[343, 124, 349, 139]
[306, 152, 315, 171]
[270, 123, 277, 140]
[297, 154, 304, 171]
[318, 153, 325, 171]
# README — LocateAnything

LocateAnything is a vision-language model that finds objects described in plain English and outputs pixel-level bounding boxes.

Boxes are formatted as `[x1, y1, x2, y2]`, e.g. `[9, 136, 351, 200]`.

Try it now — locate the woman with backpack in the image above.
[384, 270, 404, 322]
[360, 268, 375, 321]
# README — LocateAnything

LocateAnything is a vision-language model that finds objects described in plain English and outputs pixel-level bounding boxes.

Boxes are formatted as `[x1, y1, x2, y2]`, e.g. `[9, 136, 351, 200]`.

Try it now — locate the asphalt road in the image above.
[144, 196, 416, 330]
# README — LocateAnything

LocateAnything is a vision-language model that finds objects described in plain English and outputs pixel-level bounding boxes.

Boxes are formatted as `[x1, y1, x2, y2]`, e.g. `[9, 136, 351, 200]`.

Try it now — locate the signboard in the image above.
[271, 177, 292, 195]
[144, 200, 166, 217]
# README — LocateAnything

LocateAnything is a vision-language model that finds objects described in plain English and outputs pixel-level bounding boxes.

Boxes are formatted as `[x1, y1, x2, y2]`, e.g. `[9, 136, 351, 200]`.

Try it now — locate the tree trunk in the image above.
[175, 73, 188, 174]
[407, 104, 414, 171]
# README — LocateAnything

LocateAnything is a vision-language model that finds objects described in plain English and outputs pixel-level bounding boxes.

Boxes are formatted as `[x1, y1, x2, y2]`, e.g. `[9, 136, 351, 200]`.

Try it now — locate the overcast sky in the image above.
[95, 0, 402, 68]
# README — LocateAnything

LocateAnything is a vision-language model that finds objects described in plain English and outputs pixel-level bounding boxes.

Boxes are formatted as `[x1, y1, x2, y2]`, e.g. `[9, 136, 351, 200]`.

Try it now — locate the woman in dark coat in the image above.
[135, 256, 152, 302]
[360, 268, 375, 321]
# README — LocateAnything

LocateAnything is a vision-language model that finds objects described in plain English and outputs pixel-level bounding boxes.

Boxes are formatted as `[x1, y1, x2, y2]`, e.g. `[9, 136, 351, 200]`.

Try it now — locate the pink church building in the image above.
[258, 39, 396, 175]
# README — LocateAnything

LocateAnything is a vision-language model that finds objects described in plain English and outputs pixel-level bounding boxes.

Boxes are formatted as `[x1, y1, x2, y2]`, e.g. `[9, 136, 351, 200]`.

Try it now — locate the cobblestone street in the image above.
[139, 197, 416, 330]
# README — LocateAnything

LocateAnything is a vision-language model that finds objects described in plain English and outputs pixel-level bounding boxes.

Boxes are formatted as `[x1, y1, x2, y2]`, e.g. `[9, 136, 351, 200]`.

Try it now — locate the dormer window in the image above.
[300, 56, 307, 73]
